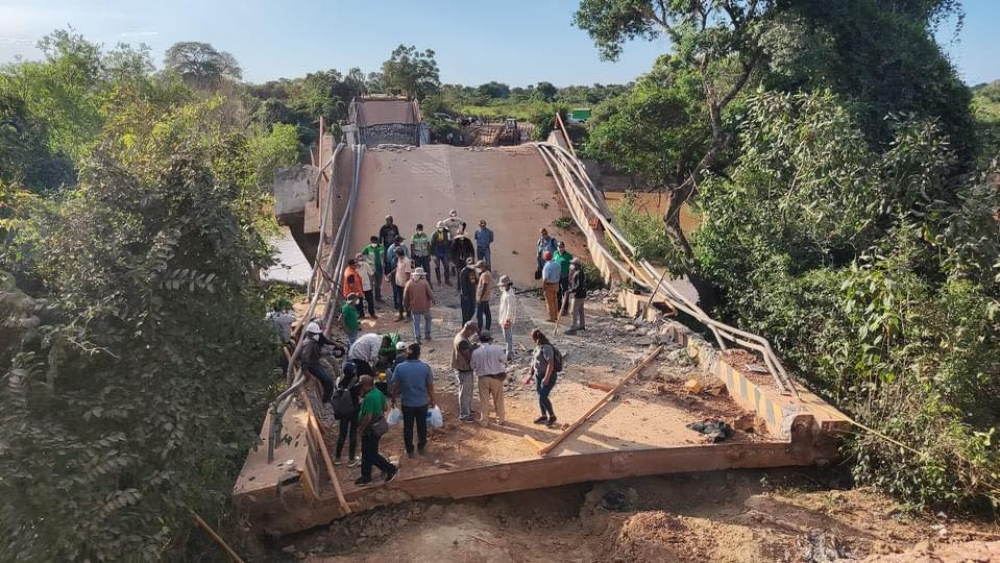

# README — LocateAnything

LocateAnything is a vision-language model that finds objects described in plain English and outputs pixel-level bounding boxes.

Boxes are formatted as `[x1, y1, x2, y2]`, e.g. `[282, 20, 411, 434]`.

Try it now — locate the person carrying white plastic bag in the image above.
[386, 407, 403, 426]
[426, 405, 444, 428]
[390, 342, 437, 458]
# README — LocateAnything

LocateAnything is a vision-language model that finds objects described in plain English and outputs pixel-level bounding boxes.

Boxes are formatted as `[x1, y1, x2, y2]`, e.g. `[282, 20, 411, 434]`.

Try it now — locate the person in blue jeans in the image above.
[529, 328, 558, 428]
[390, 343, 437, 457]
[474, 219, 494, 269]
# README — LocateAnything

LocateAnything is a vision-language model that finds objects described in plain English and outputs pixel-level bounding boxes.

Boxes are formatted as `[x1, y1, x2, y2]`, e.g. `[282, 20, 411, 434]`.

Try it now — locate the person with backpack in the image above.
[390, 343, 436, 458]
[529, 328, 560, 428]
[333, 362, 361, 467]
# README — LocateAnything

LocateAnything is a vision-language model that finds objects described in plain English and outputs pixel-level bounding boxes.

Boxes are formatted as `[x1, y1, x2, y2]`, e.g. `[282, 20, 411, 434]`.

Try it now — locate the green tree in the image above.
[477, 81, 510, 100]
[0, 90, 74, 191]
[164, 41, 243, 88]
[535, 81, 557, 101]
[380, 45, 440, 100]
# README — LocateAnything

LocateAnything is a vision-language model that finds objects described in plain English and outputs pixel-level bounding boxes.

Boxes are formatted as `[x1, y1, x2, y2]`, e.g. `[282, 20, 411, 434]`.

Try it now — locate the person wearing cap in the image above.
[299, 322, 335, 403]
[474, 260, 493, 331]
[379, 215, 400, 249]
[410, 223, 433, 288]
[470, 331, 506, 427]
[553, 241, 573, 316]
[342, 259, 367, 318]
[565, 258, 588, 335]
[497, 275, 517, 360]
[391, 343, 436, 457]
[449, 225, 475, 277]
[389, 246, 413, 322]
[441, 209, 463, 236]
[403, 266, 434, 344]
[341, 294, 361, 345]
[354, 253, 376, 318]
[536, 228, 558, 278]
[457, 257, 478, 326]
[430, 221, 452, 286]
[451, 320, 479, 422]
[541, 251, 561, 322]
[474, 219, 495, 269]
[361, 235, 385, 302]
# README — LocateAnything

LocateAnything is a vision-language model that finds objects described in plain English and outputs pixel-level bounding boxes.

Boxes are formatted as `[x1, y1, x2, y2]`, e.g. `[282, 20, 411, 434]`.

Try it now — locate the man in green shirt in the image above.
[356, 375, 398, 486]
[361, 236, 385, 302]
[554, 241, 573, 316]
[341, 294, 360, 345]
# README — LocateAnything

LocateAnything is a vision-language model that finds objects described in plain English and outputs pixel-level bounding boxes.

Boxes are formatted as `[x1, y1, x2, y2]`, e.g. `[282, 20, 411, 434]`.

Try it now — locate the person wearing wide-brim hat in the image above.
[403, 266, 435, 345]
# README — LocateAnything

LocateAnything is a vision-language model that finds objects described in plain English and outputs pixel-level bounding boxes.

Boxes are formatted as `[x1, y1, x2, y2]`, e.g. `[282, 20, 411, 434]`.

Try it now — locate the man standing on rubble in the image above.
[389, 246, 412, 322]
[497, 275, 517, 361]
[410, 224, 433, 289]
[474, 219, 494, 269]
[449, 226, 475, 277]
[553, 241, 573, 316]
[361, 235, 385, 302]
[452, 321, 479, 423]
[430, 221, 451, 285]
[354, 253, 376, 318]
[379, 215, 400, 249]
[341, 294, 361, 345]
[403, 267, 434, 344]
[457, 257, 478, 326]
[441, 209, 463, 236]
[391, 343, 436, 458]
[356, 375, 398, 486]
[541, 251, 561, 322]
[470, 330, 506, 427]
[564, 258, 587, 335]
[536, 228, 557, 279]
[475, 260, 493, 331]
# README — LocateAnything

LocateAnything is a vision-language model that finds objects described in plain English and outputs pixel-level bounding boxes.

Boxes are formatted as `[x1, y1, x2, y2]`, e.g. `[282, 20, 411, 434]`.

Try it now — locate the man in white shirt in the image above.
[497, 275, 517, 361]
[348, 333, 389, 376]
[441, 209, 463, 236]
[354, 253, 376, 318]
[391, 247, 413, 322]
[470, 330, 507, 427]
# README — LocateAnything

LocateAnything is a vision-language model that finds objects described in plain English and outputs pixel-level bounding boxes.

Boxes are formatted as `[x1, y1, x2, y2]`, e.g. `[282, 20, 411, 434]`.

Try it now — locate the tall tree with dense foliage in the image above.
[381, 44, 440, 100]
[164, 41, 243, 88]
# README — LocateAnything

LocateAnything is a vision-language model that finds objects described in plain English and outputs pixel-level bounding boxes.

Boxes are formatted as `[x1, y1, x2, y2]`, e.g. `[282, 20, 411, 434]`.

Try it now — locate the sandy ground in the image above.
[261, 469, 1000, 562]
[313, 272, 770, 496]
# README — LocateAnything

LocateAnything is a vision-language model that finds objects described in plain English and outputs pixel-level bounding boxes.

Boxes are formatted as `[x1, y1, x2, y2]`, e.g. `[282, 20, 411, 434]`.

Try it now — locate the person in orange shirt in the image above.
[342, 259, 366, 317]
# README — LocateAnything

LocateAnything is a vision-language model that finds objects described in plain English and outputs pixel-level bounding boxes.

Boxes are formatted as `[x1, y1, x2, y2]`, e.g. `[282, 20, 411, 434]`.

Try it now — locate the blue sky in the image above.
[0, 0, 997, 87]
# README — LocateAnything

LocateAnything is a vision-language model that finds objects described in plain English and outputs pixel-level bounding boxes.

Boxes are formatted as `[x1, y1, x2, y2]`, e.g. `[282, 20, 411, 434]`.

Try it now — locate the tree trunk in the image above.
[663, 180, 718, 311]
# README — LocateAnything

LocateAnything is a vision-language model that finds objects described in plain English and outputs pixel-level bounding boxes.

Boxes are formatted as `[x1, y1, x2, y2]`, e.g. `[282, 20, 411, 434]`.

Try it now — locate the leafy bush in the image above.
[609, 191, 683, 268]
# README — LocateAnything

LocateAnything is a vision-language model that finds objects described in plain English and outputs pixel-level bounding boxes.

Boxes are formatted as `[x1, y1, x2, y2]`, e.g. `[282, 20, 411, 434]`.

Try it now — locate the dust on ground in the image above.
[264, 469, 1000, 562]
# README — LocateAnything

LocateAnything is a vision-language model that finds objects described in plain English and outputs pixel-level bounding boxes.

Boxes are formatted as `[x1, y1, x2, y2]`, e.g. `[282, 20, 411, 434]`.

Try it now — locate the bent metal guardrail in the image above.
[268, 143, 365, 463]
[531, 140, 799, 398]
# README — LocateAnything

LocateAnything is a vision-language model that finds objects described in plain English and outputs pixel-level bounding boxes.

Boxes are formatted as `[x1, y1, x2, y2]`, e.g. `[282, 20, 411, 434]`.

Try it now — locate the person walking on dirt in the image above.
[356, 375, 398, 486]
[470, 330, 506, 427]
[554, 241, 573, 316]
[390, 343, 436, 458]
[334, 362, 361, 467]
[341, 294, 361, 345]
[410, 224, 433, 289]
[536, 228, 558, 279]
[474, 219, 494, 269]
[403, 267, 434, 344]
[498, 275, 517, 360]
[299, 322, 336, 404]
[449, 227, 475, 277]
[475, 260, 493, 331]
[354, 253, 377, 318]
[458, 257, 478, 326]
[452, 320, 479, 423]
[430, 222, 451, 286]
[529, 329, 558, 428]
[389, 247, 412, 322]
[442, 209, 463, 236]
[541, 251, 561, 322]
[565, 258, 587, 335]
[361, 236, 385, 302]
[379, 215, 400, 250]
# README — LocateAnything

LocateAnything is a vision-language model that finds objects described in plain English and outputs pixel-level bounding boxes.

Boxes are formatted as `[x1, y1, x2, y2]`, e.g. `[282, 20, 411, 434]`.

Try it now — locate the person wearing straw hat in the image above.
[497, 275, 517, 360]
[430, 221, 452, 286]
[403, 266, 434, 344]
[353, 253, 376, 318]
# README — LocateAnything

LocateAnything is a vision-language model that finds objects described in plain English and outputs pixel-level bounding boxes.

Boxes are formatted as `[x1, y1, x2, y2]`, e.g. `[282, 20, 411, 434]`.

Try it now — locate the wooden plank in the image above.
[300, 389, 352, 515]
[538, 346, 664, 456]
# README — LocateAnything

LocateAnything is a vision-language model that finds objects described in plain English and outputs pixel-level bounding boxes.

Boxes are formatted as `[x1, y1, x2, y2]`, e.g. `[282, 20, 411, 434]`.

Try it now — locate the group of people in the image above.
[276, 210, 596, 489]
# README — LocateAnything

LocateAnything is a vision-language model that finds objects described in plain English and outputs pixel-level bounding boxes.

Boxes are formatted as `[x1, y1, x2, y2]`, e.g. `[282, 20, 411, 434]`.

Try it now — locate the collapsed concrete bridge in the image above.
[235, 126, 848, 536]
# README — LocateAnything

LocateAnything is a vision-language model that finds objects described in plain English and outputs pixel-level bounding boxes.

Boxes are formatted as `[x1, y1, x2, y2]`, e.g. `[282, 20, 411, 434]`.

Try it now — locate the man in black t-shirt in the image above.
[379, 215, 400, 249]
[457, 257, 478, 326]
